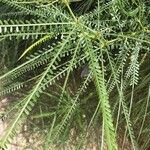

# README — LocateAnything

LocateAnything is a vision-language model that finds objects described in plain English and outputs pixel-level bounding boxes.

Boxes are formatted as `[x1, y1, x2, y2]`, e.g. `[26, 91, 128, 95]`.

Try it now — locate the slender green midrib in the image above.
[0, 22, 74, 28]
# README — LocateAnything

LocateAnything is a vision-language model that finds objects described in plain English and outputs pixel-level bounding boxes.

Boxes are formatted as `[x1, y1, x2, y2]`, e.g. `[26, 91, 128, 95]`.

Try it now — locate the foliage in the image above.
[0, 0, 149, 149]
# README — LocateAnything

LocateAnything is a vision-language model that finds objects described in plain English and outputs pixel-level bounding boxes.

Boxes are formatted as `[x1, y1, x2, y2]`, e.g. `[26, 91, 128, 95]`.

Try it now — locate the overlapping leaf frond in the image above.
[0, 0, 150, 149]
